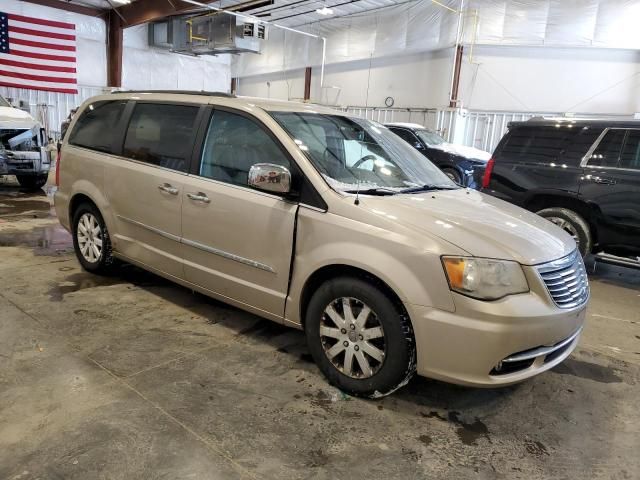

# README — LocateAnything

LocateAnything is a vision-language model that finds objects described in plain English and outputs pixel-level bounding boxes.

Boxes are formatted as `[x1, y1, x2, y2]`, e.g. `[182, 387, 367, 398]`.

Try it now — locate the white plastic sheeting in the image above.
[233, 0, 640, 77]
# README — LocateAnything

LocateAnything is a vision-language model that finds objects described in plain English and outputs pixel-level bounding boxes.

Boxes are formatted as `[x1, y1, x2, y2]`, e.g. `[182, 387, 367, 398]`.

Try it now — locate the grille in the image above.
[536, 250, 589, 308]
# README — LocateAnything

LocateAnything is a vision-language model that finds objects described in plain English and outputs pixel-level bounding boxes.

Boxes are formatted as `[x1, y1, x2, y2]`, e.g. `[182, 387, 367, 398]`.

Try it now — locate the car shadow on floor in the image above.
[96, 262, 522, 411]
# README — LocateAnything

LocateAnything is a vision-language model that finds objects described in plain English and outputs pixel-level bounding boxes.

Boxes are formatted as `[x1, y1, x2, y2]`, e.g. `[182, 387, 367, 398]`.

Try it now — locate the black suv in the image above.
[483, 118, 640, 257]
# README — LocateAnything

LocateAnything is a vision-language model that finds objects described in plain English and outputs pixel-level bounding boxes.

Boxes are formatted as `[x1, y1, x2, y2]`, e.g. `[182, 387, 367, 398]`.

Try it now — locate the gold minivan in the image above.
[55, 91, 589, 397]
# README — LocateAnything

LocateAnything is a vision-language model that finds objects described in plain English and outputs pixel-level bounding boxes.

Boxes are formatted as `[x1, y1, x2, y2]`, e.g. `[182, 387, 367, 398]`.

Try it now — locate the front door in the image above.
[181, 108, 298, 319]
[106, 102, 201, 278]
[579, 128, 640, 250]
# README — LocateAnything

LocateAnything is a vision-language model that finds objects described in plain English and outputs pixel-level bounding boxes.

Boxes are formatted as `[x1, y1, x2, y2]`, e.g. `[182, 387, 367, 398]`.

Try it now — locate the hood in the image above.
[430, 142, 491, 162]
[359, 189, 575, 265]
[0, 106, 38, 130]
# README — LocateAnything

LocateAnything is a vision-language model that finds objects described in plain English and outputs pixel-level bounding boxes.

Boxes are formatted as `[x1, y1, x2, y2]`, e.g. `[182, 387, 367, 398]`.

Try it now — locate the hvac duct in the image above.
[149, 13, 267, 55]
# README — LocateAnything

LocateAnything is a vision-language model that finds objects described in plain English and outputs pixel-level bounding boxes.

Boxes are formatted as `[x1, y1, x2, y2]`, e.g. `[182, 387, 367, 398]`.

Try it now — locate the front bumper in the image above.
[405, 265, 587, 387]
[0, 148, 50, 175]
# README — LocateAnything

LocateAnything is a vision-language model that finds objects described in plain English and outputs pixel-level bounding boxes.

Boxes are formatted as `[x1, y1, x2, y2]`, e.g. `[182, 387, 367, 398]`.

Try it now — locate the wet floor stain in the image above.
[0, 224, 73, 255]
[420, 410, 448, 422]
[418, 434, 432, 446]
[524, 439, 550, 457]
[552, 358, 622, 383]
[47, 272, 124, 301]
[0, 198, 53, 218]
[448, 411, 490, 446]
[47, 266, 168, 301]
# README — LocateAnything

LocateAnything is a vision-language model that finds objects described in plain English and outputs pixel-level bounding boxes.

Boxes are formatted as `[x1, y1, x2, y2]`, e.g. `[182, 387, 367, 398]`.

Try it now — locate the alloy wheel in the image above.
[319, 297, 386, 379]
[77, 212, 103, 263]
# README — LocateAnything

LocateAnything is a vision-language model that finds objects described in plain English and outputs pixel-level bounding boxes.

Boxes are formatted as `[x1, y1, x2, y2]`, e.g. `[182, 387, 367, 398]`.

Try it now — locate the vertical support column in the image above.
[449, 45, 463, 108]
[107, 12, 123, 88]
[304, 67, 312, 101]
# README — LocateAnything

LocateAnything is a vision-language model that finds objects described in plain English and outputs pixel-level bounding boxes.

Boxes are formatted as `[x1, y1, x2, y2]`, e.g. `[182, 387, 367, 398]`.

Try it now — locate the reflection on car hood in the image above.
[430, 142, 491, 162]
[362, 189, 575, 265]
[0, 106, 38, 130]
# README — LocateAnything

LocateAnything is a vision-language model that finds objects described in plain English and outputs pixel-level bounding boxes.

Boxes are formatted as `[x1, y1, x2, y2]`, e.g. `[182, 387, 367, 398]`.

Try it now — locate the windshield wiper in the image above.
[344, 187, 398, 196]
[399, 184, 460, 194]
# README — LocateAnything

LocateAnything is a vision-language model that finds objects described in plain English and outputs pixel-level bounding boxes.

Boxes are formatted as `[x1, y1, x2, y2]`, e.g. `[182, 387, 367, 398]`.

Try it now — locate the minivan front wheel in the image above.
[72, 203, 114, 274]
[305, 277, 416, 398]
[537, 207, 592, 257]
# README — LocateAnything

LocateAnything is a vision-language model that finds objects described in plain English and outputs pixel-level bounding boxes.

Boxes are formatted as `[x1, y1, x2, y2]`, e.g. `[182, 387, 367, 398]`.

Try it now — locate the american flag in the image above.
[0, 11, 78, 94]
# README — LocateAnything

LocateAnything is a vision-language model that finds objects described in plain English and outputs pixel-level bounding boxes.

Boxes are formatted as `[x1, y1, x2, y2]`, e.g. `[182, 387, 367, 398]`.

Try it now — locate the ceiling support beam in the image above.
[449, 45, 463, 108]
[19, 0, 104, 17]
[304, 67, 312, 101]
[107, 12, 123, 88]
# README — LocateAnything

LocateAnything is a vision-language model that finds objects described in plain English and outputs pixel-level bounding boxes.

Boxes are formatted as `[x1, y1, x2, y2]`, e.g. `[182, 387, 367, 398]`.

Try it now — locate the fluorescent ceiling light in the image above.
[112, 0, 131, 4]
[316, 6, 334, 15]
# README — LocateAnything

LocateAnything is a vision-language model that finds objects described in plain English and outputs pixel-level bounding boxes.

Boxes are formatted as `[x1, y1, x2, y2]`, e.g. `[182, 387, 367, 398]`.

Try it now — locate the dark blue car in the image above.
[385, 122, 490, 189]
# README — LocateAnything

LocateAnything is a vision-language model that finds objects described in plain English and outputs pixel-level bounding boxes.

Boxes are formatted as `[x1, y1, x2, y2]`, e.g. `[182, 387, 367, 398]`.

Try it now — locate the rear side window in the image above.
[69, 100, 127, 154]
[620, 130, 640, 170]
[123, 103, 199, 173]
[498, 126, 579, 164]
[588, 129, 625, 167]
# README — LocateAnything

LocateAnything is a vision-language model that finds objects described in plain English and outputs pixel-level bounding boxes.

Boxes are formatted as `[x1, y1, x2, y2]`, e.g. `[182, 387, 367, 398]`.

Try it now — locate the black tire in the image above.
[537, 207, 593, 257]
[16, 174, 48, 191]
[71, 202, 115, 274]
[441, 167, 462, 184]
[305, 276, 416, 398]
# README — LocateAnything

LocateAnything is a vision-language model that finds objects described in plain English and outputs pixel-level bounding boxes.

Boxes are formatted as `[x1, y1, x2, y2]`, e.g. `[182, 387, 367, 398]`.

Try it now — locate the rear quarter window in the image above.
[68, 100, 128, 154]
[496, 125, 596, 166]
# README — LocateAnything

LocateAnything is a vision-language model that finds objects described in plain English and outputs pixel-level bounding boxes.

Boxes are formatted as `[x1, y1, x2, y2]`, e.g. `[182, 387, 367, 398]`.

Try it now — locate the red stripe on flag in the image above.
[8, 14, 75, 30]
[0, 80, 77, 94]
[0, 69, 76, 84]
[9, 26, 76, 41]
[0, 58, 76, 73]
[10, 38, 76, 52]
[9, 49, 76, 63]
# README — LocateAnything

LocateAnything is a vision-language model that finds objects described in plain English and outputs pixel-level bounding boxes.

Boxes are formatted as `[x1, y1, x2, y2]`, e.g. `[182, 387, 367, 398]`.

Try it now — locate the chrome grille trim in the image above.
[536, 250, 589, 309]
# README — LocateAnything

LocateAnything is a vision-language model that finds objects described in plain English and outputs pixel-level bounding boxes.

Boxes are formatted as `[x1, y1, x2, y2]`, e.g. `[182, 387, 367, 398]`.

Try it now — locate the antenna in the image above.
[354, 179, 360, 205]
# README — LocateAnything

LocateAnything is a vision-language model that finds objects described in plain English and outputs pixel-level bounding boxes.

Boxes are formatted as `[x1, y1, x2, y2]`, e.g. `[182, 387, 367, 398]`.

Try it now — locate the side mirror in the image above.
[413, 142, 424, 150]
[248, 163, 291, 194]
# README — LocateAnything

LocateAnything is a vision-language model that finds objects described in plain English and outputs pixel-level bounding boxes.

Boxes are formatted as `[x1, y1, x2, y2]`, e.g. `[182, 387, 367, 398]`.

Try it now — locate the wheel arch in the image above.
[298, 264, 410, 330]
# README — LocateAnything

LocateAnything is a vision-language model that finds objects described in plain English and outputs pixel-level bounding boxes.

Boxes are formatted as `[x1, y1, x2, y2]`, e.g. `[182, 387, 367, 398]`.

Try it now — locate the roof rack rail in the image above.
[111, 90, 235, 98]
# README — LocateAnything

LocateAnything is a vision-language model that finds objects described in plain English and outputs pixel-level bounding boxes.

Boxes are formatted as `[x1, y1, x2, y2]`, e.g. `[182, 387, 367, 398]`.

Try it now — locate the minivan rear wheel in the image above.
[305, 277, 416, 398]
[72, 203, 115, 274]
[537, 207, 592, 257]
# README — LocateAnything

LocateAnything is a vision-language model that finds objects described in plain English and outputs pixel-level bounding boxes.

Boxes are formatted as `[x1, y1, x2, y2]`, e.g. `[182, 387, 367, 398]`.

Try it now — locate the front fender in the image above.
[284, 208, 456, 325]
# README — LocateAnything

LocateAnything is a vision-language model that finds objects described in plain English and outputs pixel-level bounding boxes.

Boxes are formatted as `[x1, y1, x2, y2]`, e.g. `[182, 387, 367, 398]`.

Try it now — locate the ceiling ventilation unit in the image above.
[149, 12, 267, 56]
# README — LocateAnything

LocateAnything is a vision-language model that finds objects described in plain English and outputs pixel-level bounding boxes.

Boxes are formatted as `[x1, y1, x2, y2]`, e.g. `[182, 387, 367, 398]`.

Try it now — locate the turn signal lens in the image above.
[442, 256, 529, 300]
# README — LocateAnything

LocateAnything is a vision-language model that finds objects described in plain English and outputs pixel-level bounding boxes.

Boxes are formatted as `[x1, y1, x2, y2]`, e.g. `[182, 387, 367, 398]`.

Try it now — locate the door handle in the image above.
[158, 183, 179, 195]
[593, 177, 616, 185]
[187, 192, 211, 204]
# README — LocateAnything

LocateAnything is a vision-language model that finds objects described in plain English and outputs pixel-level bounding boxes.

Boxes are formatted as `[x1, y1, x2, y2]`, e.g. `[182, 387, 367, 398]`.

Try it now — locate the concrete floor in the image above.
[0, 177, 639, 480]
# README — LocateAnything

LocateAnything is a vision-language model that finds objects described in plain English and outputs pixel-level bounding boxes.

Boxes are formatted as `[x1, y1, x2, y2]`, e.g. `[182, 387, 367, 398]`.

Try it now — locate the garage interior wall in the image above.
[234, 0, 640, 114]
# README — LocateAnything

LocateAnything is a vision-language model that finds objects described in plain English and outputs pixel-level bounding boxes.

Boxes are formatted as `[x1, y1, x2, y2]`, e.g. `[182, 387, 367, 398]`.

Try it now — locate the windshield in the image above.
[0, 95, 10, 108]
[271, 112, 456, 193]
[416, 129, 446, 146]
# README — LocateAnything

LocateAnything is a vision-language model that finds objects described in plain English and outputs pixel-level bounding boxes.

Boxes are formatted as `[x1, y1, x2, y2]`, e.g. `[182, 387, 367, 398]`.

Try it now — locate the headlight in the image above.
[442, 256, 529, 300]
